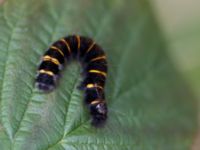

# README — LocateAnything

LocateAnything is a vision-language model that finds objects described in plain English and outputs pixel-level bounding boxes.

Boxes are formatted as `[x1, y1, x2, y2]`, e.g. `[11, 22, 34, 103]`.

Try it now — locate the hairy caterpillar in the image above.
[36, 35, 108, 127]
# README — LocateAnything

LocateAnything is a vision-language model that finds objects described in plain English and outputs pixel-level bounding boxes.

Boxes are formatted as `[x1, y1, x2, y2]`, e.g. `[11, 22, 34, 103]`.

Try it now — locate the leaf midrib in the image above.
[11, 0, 70, 146]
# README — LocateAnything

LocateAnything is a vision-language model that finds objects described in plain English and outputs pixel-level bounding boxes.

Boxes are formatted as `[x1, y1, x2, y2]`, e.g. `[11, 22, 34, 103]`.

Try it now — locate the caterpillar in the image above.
[35, 35, 108, 127]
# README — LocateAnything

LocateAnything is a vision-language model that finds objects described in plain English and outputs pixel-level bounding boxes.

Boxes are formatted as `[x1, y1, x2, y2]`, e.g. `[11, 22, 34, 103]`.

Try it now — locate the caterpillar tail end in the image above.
[35, 73, 56, 92]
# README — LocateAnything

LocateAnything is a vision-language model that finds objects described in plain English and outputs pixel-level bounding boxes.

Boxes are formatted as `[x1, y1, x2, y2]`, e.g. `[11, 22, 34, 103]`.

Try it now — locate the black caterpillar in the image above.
[36, 35, 108, 127]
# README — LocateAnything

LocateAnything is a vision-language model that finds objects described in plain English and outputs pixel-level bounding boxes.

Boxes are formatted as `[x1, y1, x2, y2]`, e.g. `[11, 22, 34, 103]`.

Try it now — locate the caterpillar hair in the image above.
[35, 35, 108, 127]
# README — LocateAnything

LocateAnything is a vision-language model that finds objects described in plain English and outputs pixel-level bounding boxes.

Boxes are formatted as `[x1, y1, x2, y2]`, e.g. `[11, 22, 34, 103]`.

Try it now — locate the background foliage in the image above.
[0, 0, 197, 149]
[151, 1, 200, 149]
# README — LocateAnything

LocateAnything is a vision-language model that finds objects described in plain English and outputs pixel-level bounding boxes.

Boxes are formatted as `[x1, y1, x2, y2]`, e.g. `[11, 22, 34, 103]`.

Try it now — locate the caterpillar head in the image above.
[90, 100, 107, 127]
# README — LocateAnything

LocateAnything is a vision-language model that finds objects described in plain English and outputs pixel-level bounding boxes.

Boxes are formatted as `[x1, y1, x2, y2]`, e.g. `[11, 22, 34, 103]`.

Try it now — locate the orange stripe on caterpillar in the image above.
[60, 38, 71, 54]
[86, 42, 95, 53]
[89, 69, 107, 77]
[42, 55, 60, 65]
[50, 46, 64, 56]
[86, 83, 103, 90]
[39, 69, 54, 76]
[90, 55, 106, 62]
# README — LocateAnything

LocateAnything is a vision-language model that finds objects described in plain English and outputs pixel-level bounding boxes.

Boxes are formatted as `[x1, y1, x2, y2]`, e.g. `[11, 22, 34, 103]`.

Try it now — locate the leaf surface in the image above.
[0, 0, 197, 150]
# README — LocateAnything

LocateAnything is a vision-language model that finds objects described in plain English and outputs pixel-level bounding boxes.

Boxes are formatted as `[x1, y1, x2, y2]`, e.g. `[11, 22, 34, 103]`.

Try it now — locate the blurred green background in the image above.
[151, 0, 200, 149]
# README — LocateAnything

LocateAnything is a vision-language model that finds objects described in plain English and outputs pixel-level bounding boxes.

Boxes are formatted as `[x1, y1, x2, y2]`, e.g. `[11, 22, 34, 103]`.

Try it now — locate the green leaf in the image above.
[0, 0, 197, 149]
